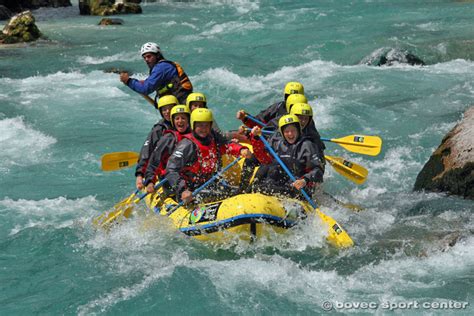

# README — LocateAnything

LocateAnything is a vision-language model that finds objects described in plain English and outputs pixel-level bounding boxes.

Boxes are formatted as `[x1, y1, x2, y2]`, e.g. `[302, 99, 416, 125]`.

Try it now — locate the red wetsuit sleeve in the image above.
[220, 142, 247, 158]
[250, 134, 273, 164]
[242, 116, 258, 128]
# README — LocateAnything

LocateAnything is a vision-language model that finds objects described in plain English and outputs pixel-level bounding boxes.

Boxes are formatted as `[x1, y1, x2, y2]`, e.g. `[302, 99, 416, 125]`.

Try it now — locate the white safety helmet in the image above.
[140, 42, 160, 56]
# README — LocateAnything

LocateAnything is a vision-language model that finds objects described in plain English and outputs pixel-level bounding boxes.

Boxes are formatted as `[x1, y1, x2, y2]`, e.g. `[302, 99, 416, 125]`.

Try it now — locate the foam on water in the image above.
[143, 0, 260, 13]
[0, 195, 101, 235]
[0, 117, 57, 169]
[77, 52, 138, 65]
[1, 71, 133, 109]
[194, 59, 338, 97]
[416, 22, 441, 32]
[424, 59, 474, 74]
[201, 21, 263, 37]
[78, 213, 474, 314]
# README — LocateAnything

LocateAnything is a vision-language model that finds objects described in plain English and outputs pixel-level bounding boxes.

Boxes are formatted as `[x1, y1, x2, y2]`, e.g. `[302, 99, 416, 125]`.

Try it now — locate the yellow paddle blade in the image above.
[92, 205, 135, 230]
[325, 155, 368, 185]
[101, 151, 139, 172]
[92, 190, 138, 229]
[331, 135, 382, 156]
[316, 208, 354, 248]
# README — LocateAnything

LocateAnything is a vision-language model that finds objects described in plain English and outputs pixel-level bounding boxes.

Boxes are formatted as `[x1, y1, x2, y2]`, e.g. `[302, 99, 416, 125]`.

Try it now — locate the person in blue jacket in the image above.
[119, 42, 193, 104]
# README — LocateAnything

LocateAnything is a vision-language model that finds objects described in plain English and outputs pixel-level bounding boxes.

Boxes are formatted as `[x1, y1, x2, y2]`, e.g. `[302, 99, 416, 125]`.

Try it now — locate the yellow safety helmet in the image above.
[290, 103, 313, 117]
[278, 114, 301, 135]
[190, 108, 213, 130]
[157, 95, 178, 109]
[170, 105, 191, 128]
[285, 93, 308, 113]
[284, 82, 304, 96]
[186, 92, 207, 108]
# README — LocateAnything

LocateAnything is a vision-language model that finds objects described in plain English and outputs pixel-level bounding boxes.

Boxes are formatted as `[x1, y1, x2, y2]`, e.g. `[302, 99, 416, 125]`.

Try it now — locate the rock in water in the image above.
[0, 10, 42, 44]
[79, 0, 142, 16]
[98, 17, 124, 25]
[414, 106, 474, 199]
[361, 47, 425, 66]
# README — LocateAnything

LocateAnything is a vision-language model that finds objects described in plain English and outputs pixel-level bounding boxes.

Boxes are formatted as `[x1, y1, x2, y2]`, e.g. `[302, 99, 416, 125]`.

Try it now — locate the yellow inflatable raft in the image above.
[145, 191, 313, 242]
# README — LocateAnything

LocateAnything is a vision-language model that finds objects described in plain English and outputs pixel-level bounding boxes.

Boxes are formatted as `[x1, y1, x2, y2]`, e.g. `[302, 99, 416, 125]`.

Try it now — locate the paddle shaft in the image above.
[244, 113, 268, 128]
[244, 121, 368, 184]
[244, 127, 275, 135]
[258, 136, 318, 209]
[134, 178, 168, 202]
[246, 115, 377, 152]
[167, 157, 242, 215]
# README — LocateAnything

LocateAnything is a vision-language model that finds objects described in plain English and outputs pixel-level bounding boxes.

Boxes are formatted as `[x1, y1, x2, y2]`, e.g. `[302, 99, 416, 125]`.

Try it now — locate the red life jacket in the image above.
[180, 133, 219, 184]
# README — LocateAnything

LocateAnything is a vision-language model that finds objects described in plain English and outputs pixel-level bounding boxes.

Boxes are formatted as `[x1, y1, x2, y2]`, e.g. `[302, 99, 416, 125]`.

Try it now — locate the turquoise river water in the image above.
[0, 0, 473, 314]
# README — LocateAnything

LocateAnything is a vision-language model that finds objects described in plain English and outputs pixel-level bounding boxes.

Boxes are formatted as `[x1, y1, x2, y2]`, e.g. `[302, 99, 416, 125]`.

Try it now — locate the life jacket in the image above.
[156, 60, 193, 104]
[180, 133, 219, 185]
[154, 130, 189, 179]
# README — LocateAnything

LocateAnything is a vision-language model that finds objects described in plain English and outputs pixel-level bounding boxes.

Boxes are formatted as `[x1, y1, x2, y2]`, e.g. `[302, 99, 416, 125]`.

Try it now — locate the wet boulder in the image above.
[361, 47, 425, 66]
[98, 17, 123, 25]
[79, 0, 142, 16]
[0, 10, 42, 44]
[414, 106, 474, 199]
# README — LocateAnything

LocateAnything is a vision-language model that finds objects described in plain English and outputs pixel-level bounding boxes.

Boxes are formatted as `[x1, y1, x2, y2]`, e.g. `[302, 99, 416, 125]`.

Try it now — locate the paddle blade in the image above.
[92, 205, 135, 230]
[316, 209, 354, 248]
[92, 190, 138, 229]
[101, 151, 139, 171]
[325, 155, 368, 185]
[331, 135, 382, 156]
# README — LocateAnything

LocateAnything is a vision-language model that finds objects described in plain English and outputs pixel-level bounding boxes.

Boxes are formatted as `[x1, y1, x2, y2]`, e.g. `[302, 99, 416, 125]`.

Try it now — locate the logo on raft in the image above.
[189, 202, 221, 224]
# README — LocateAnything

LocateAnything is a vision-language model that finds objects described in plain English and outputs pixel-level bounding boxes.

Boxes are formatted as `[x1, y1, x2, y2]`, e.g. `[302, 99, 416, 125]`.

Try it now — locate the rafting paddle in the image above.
[243, 114, 382, 156]
[257, 134, 354, 248]
[243, 127, 368, 185]
[101, 151, 139, 172]
[324, 155, 368, 185]
[93, 178, 168, 230]
[320, 135, 382, 156]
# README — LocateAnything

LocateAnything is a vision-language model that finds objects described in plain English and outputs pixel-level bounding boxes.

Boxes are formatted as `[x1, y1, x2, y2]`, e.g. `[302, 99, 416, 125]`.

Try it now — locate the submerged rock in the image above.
[0, 11, 42, 44]
[98, 17, 123, 25]
[361, 47, 425, 66]
[414, 106, 474, 199]
[79, 0, 142, 16]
